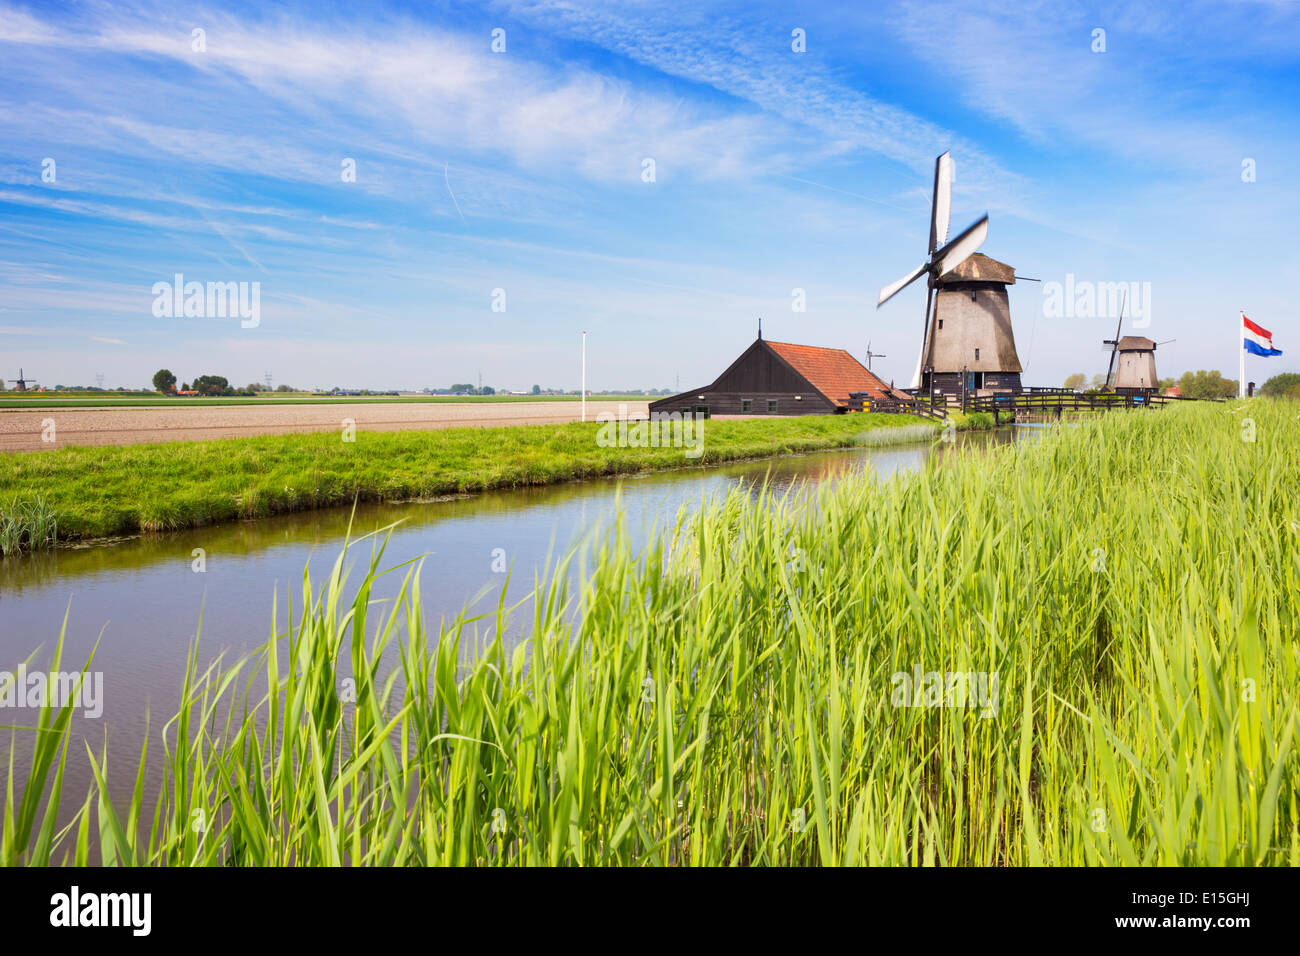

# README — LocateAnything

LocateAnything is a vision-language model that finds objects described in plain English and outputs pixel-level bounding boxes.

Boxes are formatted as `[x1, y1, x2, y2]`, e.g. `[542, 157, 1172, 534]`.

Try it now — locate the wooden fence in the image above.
[852, 389, 1204, 423]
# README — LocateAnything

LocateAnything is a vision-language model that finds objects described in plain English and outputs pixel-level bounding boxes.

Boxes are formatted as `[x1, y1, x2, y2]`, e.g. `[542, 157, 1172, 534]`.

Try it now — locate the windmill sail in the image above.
[877, 150, 989, 390]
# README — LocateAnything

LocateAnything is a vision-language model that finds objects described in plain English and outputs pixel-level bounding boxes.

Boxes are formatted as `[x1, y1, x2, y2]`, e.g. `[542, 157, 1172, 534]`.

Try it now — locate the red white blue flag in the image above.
[1243, 313, 1282, 357]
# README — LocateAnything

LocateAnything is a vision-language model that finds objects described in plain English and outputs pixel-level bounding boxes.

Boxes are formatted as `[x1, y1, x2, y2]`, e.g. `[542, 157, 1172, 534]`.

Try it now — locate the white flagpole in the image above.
[1239, 311, 1246, 399]
[581, 330, 587, 422]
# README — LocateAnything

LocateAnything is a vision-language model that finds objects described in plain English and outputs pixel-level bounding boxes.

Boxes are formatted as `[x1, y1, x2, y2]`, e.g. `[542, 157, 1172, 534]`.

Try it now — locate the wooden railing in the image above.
[852, 388, 1209, 422]
[850, 392, 948, 422]
[964, 390, 1188, 416]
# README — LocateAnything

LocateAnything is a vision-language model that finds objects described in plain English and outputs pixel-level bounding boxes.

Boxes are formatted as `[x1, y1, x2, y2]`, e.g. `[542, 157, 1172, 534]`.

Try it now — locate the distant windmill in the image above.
[877, 151, 1024, 399]
[865, 341, 887, 372]
[8, 368, 36, 391]
[1102, 297, 1165, 393]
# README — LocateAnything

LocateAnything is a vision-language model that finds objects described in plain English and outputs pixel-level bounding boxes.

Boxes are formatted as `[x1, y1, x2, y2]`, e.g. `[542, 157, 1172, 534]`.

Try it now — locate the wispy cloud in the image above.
[0, 0, 1295, 390]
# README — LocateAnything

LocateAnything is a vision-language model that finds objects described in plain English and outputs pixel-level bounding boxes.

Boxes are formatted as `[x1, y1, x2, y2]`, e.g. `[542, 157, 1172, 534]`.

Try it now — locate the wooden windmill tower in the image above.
[877, 151, 1023, 401]
[1104, 336, 1160, 392]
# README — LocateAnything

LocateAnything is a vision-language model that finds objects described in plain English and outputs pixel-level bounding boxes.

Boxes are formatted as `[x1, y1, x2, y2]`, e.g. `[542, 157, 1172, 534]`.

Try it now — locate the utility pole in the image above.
[1238, 311, 1246, 399]
[581, 330, 587, 422]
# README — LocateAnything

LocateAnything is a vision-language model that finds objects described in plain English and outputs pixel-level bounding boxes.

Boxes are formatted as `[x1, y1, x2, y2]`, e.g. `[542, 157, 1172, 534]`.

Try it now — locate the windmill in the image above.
[865, 341, 887, 372]
[8, 368, 36, 391]
[877, 151, 1024, 400]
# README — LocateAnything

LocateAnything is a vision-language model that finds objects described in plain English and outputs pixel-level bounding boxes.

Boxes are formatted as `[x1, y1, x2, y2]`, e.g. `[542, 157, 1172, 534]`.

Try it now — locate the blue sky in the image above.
[1, 0, 1297, 392]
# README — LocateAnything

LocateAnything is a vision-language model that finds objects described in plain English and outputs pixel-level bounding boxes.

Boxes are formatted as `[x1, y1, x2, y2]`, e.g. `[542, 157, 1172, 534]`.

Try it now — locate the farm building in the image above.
[648, 334, 904, 417]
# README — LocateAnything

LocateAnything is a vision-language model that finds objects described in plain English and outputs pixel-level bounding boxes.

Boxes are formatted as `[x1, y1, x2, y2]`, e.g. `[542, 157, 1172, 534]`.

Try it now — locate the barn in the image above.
[648, 334, 904, 417]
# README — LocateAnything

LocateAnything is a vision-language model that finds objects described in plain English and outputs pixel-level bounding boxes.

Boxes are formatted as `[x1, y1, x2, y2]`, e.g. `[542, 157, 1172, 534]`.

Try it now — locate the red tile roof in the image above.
[764, 340, 900, 407]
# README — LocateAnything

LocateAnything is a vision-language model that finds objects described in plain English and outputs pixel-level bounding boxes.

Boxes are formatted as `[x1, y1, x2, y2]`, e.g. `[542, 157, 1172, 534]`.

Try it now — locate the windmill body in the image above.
[1106, 336, 1158, 392]
[922, 253, 1022, 398]
[877, 150, 1025, 403]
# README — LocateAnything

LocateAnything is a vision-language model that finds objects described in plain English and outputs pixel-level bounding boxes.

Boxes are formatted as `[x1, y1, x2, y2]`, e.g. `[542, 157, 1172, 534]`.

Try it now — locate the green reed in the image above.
[0, 496, 58, 557]
[3, 399, 1297, 865]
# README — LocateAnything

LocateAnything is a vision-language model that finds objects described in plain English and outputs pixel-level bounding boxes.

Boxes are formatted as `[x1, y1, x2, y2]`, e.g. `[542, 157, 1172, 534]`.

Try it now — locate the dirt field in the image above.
[0, 400, 650, 452]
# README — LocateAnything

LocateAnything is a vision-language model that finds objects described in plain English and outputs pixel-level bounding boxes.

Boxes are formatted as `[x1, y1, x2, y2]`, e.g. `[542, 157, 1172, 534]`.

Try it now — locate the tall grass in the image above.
[0, 496, 58, 557]
[3, 400, 1297, 865]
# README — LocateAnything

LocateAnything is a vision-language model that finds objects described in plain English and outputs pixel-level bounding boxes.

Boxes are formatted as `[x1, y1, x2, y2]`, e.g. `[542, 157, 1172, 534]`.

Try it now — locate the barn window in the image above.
[767, 399, 778, 413]
[975, 348, 980, 360]
[741, 398, 752, 413]
[938, 319, 943, 330]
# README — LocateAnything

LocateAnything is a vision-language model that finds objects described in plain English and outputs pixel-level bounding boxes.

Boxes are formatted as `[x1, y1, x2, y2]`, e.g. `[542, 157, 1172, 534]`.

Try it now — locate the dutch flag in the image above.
[1242, 313, 1282, 357]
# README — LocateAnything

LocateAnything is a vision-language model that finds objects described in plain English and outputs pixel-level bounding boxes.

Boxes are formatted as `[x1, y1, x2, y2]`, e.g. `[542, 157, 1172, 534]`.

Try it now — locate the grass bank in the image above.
[4, 399, 1296, 866]
[0, 413, 934, 543]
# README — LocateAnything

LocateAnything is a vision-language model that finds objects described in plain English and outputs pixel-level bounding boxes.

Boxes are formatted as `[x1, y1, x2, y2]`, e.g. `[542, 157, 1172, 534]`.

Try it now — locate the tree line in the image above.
[1061, 369, 1299, 400]
[152, 369, 293, 396]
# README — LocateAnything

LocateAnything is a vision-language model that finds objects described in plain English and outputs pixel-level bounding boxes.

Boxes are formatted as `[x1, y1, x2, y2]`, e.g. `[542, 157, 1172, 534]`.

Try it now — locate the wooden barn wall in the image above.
[647, 342, 841, 416]
[648, 390, 838, 416]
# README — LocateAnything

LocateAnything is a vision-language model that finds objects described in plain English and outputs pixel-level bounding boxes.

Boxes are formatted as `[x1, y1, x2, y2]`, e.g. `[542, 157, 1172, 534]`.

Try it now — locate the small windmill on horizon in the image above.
[8, 368, 37, 391]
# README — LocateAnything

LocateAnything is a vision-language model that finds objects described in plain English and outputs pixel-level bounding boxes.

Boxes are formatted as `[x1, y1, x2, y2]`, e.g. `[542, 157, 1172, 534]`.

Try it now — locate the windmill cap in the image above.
[937, 252, 1015, 284]
[1114, 336, 1156, 350]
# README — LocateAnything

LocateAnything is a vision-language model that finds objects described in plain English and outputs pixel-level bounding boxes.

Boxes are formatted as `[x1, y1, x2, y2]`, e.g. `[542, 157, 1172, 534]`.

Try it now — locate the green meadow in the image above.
[3, 399, 1297, 865]
[0, 413, 932, 543]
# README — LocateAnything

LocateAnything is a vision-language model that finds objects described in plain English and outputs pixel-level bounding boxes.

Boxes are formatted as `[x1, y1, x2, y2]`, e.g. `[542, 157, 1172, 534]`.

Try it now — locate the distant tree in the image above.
[192, 374, 232, 396]
[181, 382, 190, 391]
[449, 383, 474, 394]
[276, 383, 293, 392]
[1157, 377, 1176, 391]
[1260, 372, 1300, 397]
[531, 384, 541, 395]
[1063, 372, 1085, 390]
[152, 368, 177, 393]
[480, 385, 495, 395]
[1176, 369, 1238, 400]
[1088, 373, 1107, 390]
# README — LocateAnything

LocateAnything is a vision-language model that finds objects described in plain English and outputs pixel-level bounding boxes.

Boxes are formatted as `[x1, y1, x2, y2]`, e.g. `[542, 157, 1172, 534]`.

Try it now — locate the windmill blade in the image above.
[910, 285, 935, 390]
[877, 261, 928, 307]
[932, 214, 988, 278]
[929, 151, 952, 255]
[1104, 291, 1126, 387]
